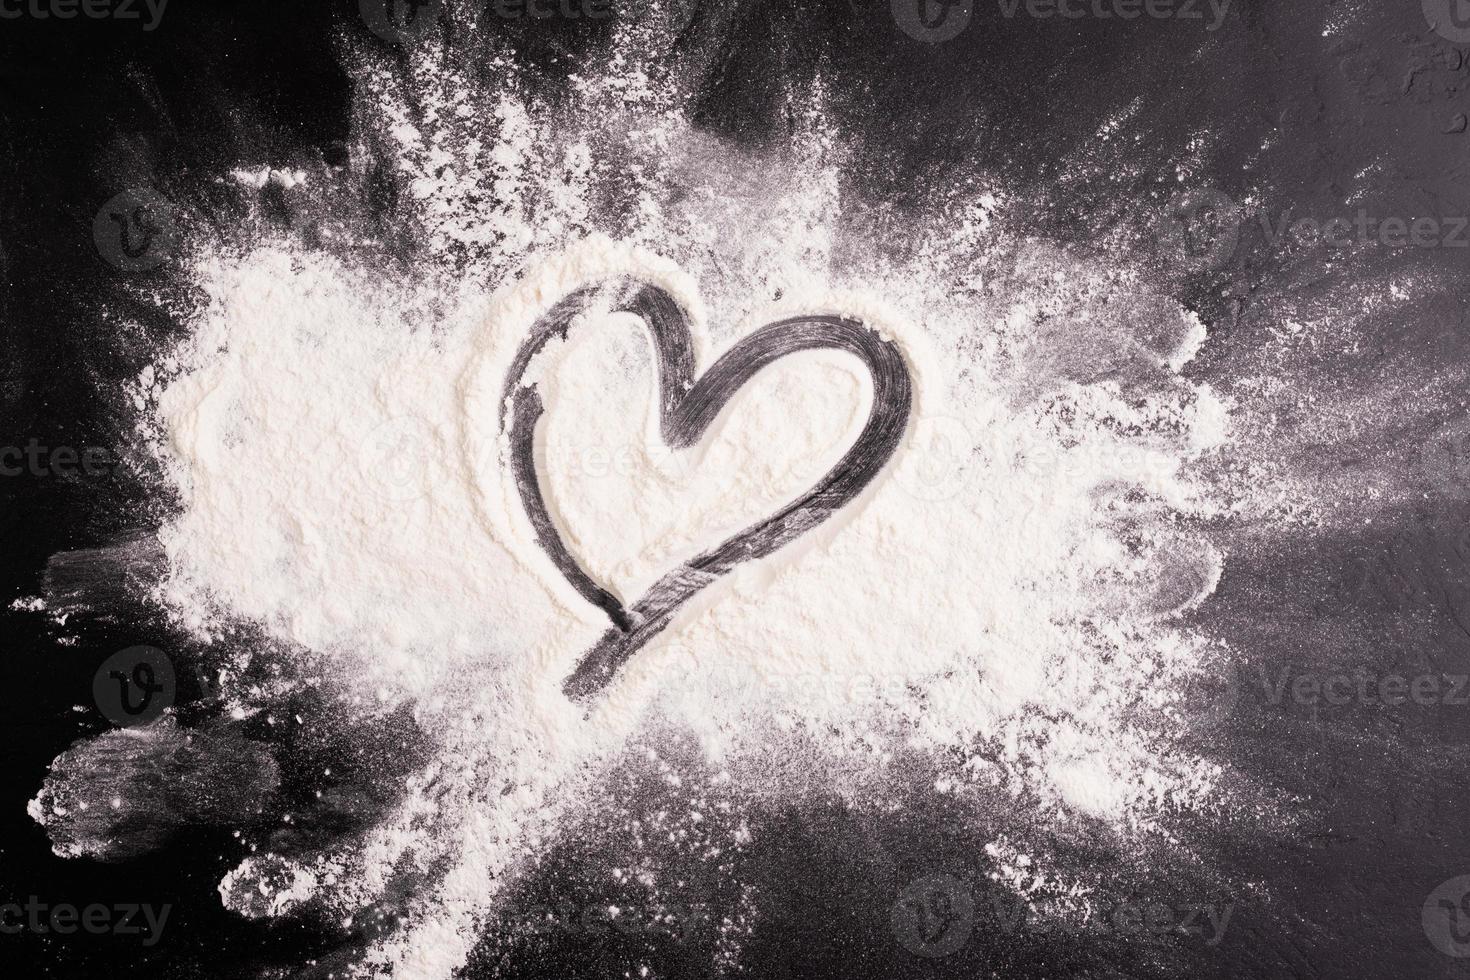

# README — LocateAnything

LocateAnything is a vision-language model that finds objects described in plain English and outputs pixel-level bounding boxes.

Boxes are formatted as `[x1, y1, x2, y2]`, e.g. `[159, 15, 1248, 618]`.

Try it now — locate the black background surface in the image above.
[3, 0, 1470, 977]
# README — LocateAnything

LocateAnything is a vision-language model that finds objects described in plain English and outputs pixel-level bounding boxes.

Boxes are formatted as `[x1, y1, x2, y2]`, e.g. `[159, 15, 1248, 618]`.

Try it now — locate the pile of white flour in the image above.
[119, 6, 1241, 977]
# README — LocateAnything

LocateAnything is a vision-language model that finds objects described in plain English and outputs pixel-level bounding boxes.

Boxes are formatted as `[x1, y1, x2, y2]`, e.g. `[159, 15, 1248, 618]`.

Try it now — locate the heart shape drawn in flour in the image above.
[501, 277, 913, 701]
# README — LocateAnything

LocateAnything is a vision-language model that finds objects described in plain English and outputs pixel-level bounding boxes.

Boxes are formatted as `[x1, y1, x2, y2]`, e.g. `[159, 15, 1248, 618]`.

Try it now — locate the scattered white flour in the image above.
[227, 167, 308, 190]
[109, 4, 1243, 977]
